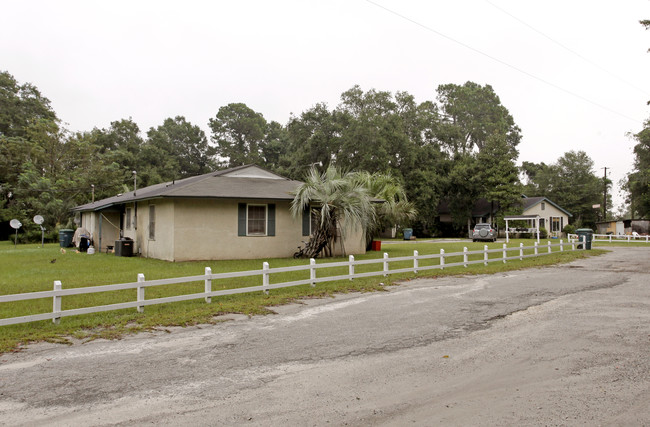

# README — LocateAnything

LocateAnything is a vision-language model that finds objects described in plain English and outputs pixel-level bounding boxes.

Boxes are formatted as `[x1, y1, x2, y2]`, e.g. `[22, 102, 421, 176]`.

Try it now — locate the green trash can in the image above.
[403, 228, 413, 240]
[575, 228, 593, 250]
[59, 229, 75, 248]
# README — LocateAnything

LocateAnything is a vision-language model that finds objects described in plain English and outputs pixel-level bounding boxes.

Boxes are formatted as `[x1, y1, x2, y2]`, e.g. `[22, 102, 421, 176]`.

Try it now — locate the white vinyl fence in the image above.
[568, 233, 650, 243]
[0, 239, 586, 327]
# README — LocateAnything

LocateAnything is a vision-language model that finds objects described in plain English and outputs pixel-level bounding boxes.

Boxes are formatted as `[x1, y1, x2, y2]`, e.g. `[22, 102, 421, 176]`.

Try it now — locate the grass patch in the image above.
[0, 239, 604, 353]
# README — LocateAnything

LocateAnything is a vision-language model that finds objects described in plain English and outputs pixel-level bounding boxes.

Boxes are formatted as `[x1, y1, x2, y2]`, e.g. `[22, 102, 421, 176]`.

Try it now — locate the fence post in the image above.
[534, 241, 539, 255]
[137, 273, 145, 313]
[609, 235, 612, 243]
[383, 253, 389, 277]
[502, 244, 507, 264]
[560, 240, 563, 252]
[414, 250, 419, 274]
[547, 241, 552, 254]
[204, 267, 212, 303]
[310, 258, 316, 287]
[349, 255, 355, 281]
[53, 280, 62, 324]
[571, 239, 575, 251]
[463, 247, 468, 267]
[582, 236, 586, 250]
[519, 243, 524, 260]
[262, 262, 270, 294]
[484, 245, 488, 266]
[440, 248, 445, 270]
[627, 235, 631, 242]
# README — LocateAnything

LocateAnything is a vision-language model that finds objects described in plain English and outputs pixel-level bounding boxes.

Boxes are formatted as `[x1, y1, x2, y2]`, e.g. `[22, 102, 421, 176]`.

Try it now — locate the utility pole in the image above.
[602, 167, 608, 221]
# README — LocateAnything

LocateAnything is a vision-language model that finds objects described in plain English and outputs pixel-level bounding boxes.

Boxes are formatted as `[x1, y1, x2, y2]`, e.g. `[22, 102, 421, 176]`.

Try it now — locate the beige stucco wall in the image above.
[523, 203, 570, 237]
[170, 199, 303, 261]
[136, 199, 175, 261]
[80, 198, 367, 262]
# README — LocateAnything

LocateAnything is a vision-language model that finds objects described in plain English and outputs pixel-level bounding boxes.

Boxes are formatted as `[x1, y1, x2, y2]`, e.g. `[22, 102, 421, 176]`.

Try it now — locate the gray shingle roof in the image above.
[73, 165, 302, 212]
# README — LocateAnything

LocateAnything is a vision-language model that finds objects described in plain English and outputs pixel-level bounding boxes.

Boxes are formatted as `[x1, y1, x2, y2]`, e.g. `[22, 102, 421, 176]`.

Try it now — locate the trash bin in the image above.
[403, 228, 413, 240]
[58, 229, 75, 248]
[371, 240, 381, 251]
[114, 238, 134, 257]
[575, 228, 593, 250]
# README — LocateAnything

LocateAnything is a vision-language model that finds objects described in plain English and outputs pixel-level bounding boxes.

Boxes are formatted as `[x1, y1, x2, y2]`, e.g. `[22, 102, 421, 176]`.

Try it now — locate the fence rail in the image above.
[567, 233, 650, 243]
[0, 239, 585, 327]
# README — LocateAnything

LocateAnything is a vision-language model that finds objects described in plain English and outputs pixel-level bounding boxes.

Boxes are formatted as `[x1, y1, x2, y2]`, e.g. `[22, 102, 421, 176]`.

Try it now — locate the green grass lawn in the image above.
[0, 239, 605, 353]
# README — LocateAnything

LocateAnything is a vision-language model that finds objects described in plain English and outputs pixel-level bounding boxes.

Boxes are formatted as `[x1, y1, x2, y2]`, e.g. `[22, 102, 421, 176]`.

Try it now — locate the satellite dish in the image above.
[10, 219, 22, 229]
[34, 215, 44, 225]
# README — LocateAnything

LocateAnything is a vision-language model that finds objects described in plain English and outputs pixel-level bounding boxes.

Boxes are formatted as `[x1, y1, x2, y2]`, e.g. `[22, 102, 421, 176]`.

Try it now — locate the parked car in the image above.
[472, 223, 497, 242]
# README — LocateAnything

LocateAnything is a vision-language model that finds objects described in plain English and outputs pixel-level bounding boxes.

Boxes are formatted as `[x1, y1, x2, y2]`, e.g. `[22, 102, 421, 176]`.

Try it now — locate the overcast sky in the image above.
[2, 0, 649, 210]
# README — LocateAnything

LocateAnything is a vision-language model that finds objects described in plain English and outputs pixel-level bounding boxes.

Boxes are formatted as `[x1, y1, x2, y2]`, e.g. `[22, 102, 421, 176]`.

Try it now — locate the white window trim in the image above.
[550, 216, 561, 233]
[246, 204, 268, 236]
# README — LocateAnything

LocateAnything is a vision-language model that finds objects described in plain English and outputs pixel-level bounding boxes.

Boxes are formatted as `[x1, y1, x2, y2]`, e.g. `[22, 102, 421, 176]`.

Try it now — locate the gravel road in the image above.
[1, 246, 649, 426]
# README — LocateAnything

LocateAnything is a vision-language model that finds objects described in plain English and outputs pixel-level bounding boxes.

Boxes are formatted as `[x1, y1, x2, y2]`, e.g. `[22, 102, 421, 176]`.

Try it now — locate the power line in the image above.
[485, 0, 650, 97]
[364, 0, 641, 123]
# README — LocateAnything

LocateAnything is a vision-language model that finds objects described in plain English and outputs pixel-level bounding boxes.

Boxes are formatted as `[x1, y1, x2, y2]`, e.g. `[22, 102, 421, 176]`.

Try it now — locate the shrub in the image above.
[563, 224, 576, 235]
[539, 227, 548, 239]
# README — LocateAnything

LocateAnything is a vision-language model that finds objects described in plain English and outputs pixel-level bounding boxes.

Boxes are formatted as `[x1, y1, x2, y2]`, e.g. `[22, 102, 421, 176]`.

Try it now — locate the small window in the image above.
[149, 205, 156, 240]
[125, 207, 132, 230]
[247, 205, 267, 235]
[541, 202, 545, 211]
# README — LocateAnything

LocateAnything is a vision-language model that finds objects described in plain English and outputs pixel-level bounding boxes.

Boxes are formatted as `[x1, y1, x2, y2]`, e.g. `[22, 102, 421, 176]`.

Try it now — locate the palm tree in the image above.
[350, 171, 417, 246]
[291, 165, 375, 258]
[291, 166, 417, 258]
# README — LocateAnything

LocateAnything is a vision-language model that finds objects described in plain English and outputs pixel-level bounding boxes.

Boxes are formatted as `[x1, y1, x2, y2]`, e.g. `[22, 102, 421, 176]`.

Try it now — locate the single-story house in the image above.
[512, 196, 572, 238]
[437, 198, 500, 230]
[72, 165, 366, 261]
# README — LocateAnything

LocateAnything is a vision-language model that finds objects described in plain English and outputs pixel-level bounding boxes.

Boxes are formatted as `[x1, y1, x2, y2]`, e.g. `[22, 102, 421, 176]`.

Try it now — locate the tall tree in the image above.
[522, 151, 603, 226]
[208, 103, 267, 168]
[625, 118, 650, 217]
[0, 71, 57, 139]
[476, 133, 521, 219]
[436, 82, 521, 154]
[142, 116, 212, 184]
[283, 103, 342, 179]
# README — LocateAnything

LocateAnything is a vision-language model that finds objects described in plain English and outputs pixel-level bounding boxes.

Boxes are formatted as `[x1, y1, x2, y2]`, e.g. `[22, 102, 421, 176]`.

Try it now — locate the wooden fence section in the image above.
[0, 239, 585, 327]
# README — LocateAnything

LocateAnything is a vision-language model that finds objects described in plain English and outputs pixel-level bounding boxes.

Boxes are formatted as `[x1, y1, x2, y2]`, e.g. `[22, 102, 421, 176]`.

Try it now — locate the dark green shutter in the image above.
[267, 204, 275, 236]
[302, 206, 310, 236]
[238, 203, 246, 236]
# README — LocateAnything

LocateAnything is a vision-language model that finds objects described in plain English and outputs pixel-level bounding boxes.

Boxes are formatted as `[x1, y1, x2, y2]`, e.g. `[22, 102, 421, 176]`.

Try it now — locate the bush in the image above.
[563, 224, 576, 235]
[539, 227, 548, 239]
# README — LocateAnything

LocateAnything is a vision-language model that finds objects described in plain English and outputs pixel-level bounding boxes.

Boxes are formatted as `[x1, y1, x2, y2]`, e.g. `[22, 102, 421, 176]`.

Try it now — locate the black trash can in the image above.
[59, 229, 75, 248]
[575, 228, 593, 250]
[114, 238, 134, 257]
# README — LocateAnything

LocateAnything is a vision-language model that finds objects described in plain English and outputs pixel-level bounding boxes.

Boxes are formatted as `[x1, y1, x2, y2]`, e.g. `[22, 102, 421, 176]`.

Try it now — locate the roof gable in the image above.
[521, 196, 572, 217]
[73, 165, 301, 212]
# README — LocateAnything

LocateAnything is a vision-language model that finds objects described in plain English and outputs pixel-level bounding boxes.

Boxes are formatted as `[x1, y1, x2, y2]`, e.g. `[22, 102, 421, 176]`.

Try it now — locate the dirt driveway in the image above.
[1, 246, 649, 426]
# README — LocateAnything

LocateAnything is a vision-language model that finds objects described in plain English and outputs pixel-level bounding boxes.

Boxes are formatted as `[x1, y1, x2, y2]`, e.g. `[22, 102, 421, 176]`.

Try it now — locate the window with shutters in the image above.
[238, 203, 275, 237]
[247, 205, 267, 235]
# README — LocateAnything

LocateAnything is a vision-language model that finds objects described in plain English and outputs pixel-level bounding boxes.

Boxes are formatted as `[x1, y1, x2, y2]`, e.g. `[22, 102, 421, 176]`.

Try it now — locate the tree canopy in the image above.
[2, 69, 621, 242]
